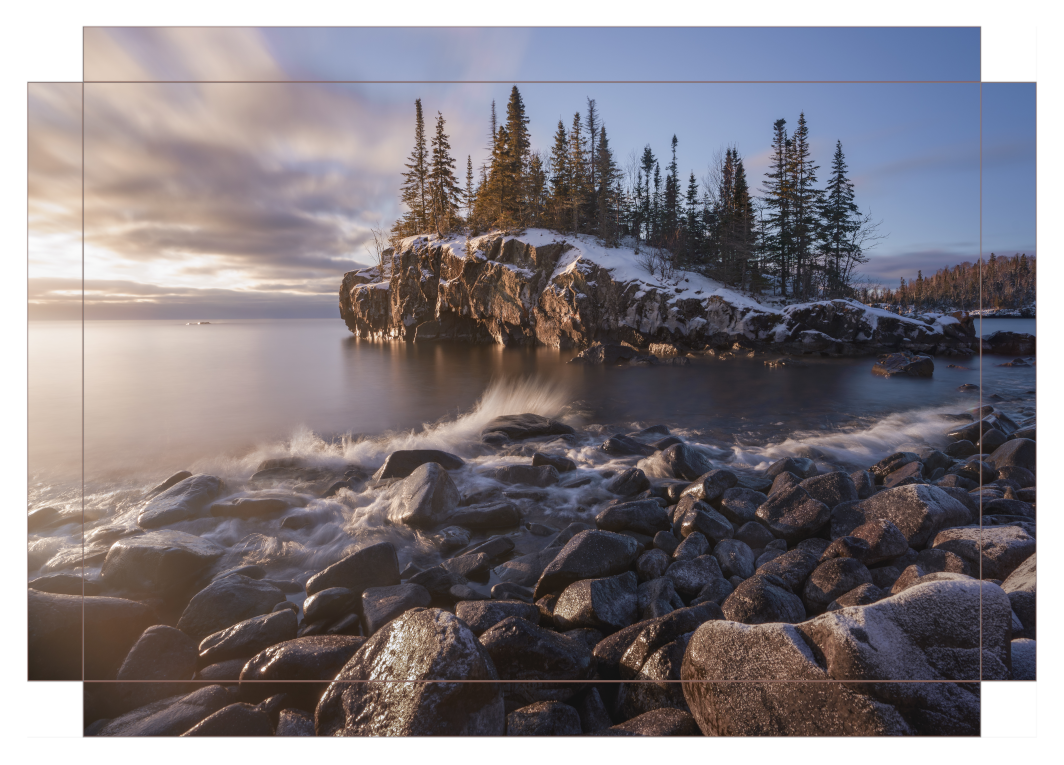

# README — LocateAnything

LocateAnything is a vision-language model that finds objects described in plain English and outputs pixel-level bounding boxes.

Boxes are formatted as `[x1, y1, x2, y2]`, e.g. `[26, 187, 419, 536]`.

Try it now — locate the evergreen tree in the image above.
[595, 125, 621, 243]
[548, 120, 570, 230]
[465, 155, 475, 224]
[790, 112, 821, 298]
[528, 152, 547, 227]
[396, 98, 429, 236]
[568, 112, 588, 233]
[639, 146, 655, 242]
[428, 111, 463, 235]
[732, 156, 755, 287]
[585, 98, 600, 221]
[503, 86, 531, 224]
[663, 135, 680, 245]
[652, 162, 662, 244]
[820, 140, 860, 296]
[685, 171, 702, 263]
[761, 118, 793, 296]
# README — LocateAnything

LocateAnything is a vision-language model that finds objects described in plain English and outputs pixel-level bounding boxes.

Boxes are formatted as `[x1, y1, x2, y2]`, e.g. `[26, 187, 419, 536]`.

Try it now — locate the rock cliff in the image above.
[339, 230, 979, 356]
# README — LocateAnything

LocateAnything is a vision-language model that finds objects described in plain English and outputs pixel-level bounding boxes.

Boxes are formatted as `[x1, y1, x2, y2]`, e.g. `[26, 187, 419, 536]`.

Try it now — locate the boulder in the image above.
[826, 582, 885, 610]
[850, 519, 909, 565]
[1011, 639, 1036, 681]
[718, 488, 768, 525]
[506, 701, 582, 736]
[373, 449, 464, 480]
[100, 530, 224, 595]
[145, 470, 194, 499]
[181, 703, 273, 737]
[735, 521, 776, 550]
[137, 474, 224, 529]
[616, 637, 692, 720]
[852, 485, 971, 548]
[882, 461, 926, 488]
[198, 609, 298, 665]
[679, 469, 738, 503]
[29, 590, 155, 680]
[479, 616, 594, 703]
[305, 541, 399, 596]
[636, 548, 670, 581]
[644, 443, 715, 481]
[95, 685, 233, 737]
[985, 331, 1035, 356]
[721, 574, 806, 625]
[487, 464, 560, 487]
[675, 497, 733, 544]
[596, 499, 670, 535]
[617, 604, 723, 680]
[766, 457, 817, 480]
[482, 413, 574, 442]
[665, 555, 725, 599]
[29, 573, 103, 596]
[850, 470, 876, 499]
[605, 468, 651, 497]
[871, 351, 934, 377]
[754, 548, 820, 592]
[638, 578, 685, 619]
[987, 438, 1036, 472]
[445, 501, 521, 529]
[932, 526, 1036, 581]
[533, 530, 641, 599]
[870, 451, 920, 480]
[360, 583, 432, 635]
[799, 472, 858, 509]
[802, 558, 874, 614]
[1002, 553, 1035, 639]
[455, 600, 540, 635]
[553, 572, 639, 633]
[303, 587, 359, 625]
[276, 709, 316, 736]
[712, 538, 756, 579]
[388, 463, 461, 527]
[682, 578, 1010, 735]
[672, 532, 709, 561]
[602, 434, 656, 457]
[177, 576, 287, 643]
[602, 708, 700, 736]
[240, 635, 366, 709]
[755, 485, 830, 544]
[532, 452, 577, 473]
[316, 608, 503, 735]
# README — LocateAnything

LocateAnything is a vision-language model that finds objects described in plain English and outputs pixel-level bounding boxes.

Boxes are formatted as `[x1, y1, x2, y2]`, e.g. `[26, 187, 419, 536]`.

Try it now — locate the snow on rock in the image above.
[339, 230, 980, 355]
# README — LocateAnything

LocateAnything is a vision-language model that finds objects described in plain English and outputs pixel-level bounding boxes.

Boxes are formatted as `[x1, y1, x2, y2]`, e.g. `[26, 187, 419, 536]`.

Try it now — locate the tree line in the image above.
[870, 253, 1036, 313]
[390, 86, 883, 300]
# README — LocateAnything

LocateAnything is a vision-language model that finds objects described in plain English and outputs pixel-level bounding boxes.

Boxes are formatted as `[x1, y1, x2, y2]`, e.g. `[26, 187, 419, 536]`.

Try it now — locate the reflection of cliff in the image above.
[340, 230, 979, 356]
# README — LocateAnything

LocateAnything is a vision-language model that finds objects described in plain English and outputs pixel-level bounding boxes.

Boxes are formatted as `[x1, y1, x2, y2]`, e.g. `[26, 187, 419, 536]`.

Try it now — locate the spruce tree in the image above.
[639, 146, 655, 243]
[790, 112, 821, 298]
[732, 156, 755, 288]
[663, 135, 680, 247]
[820, 140, 860, 296]
[595, 125, 620, 243]
[465, 155, 475, 224]
[685, 171, 702, 264]
[504, 86, 531, 224]
[585, 98, 599, 223]
[548, 120, 570, 230]
[568, 112, 587, 233]
[397, 98, 429, 236]
[428, 111, 463, 236]
[761, 118, 792, 296]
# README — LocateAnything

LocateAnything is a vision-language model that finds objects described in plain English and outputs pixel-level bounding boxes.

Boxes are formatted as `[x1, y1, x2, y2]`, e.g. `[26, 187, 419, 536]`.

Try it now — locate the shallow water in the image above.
[28, 318, 1036, 588]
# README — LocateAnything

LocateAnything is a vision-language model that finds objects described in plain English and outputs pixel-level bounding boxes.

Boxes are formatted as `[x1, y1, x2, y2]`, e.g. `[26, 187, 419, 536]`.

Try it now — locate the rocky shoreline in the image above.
[29, 397, 1036, 736]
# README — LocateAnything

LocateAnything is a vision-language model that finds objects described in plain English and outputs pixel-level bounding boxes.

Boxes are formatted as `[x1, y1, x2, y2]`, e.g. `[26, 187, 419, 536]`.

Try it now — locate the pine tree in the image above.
[732, 156, 755, 288]
[528, 152, 547, 227]
[639, 146, 655, 243]
[548, 120, 570, 230]
[652, 162, 662, 244]
[761, 118, 792, 296]
[790, 112, 821, 298]
[663, 135, 680, 246]
[503, 86, 531, 224]
[585, 98, 600, 224]
[595, 125, 621, 243]
[465, 155, 475, 224]
[820, 140, 860, 296]
[397, 98, 429, 236]
[568, 111, 587, 234]
[428, 111, 463, 236]
[685, 171, 702, 264]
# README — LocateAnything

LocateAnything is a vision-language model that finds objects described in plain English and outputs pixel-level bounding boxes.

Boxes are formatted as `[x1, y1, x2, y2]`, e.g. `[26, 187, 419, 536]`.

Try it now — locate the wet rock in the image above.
[679, 469, 738, 503]
[276, 709, 315, 736]
[482, 413, 574, 442]
[89, 625, 199, 719]
[137, 474, 224, 529]
[145, 470, 194, 499]
[506, 701, 582, 735]
[303, 587, 359, 625]
[802, 558, 873, 614]
[851, 484, 971, 547]
[691, 576, 734, 607]
[768, 471, 802, 497]
[177, 575, 287, 643]
[1002, 553, 1035, 639]
[998, 465, 1035, 488]
[305, 541, 399, 596]
[980, 428, 1009, 452]
[755, 485, 830, 544]
[389, 462, 461, 527]
[455, 600, 540, 635]
[665, 555, 725, 599]
[479, 616, 594, 702]
[849, 518, 910, 565]
[240, 635, 366, 709]
[445, 501, 521, 529]
[361, 583, 432, 635]
[872, 351, 934, 378]
[882, 461, 926, 488]
[683, 578, 1010, 735]
[846, 470, 874, 499]
[870, 452, 920, 481]
[603, 708, 700, 736]
[198, 609, 299, 665]
[273, 601, 299, 614]
[618, 604, 722, 679]
[601, 434, 655, 457]
[932, 525, 1036, 581]
[442, 552, 493, 581]
[639, 577, 685, 619]
[616, 639, 691, 720]
[488, 464, 561, 488]
[209, 496, 289, 520]
[712, 538, 756, 579]
[718, 487, 768, 524]
[95, 685, 233, 737]
[575, 688, 613, 733]
[316, 608, 503, 735]
[721, 574, 806, 624]
[735, 521, 774, 550]
[799, 472, 858, 509]
[767, 457, 818, 479]
[635, 548, 670, 581]
[181, 702, 273, 736]
[27, 506, 63, 532]
[984, 498, 1034, 518]
[596, 499, 670, 536]
[948, 458, 996, 484]
[988, 438, 1036, 472]
[675, 498, 733, 544]
[985, 330, 1035, 355]
[653, 530, 681, 556]
[753, 548, 820, 592]
[196, 658, 246, 681]
[645, 443, 716, 481]
[29, 590, 155, 680]
[533, 530, 641, 599]
[373, 449, 464, 481]
[435, 525, 471, 554]
[553, 571, 639, 633]
[605, 468, 651, 497]
[754, 548, 785, 568]
[532, 452, 576, 473]
[945, 440, 978, 459]
[28, 573, 103, 596]
[818, 535, 871, 563]
[101, 530, 224, 595]
[826, 582, 885, 610]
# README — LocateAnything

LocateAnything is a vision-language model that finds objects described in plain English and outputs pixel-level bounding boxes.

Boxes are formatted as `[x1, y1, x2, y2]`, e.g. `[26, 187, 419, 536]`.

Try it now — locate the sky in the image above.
[27, 27, 1036, 319]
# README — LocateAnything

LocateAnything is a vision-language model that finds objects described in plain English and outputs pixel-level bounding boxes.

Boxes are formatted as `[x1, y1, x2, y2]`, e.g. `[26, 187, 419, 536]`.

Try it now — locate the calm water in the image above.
[28, 318, 1036, 585]
[979, 317, 1036, 337]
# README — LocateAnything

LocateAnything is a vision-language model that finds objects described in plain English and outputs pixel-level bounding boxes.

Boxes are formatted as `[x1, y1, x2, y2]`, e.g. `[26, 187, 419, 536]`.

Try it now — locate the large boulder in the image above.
[850, 519, 910, 565]
[987, 438, 1036, 472]
[482, 414, 574, 442]
[755, 485, 830, 544]
[198, 609, 299, 665]
[92, 685, 232, 736]
[533, 530, 641, 600]
[642, 443, 716, 481]
[799, 472, 858, 509]
[305, 541, 400, 596]
[388, 462, 460, 527]
[100, 530, 224, 595]
[721, 574, 806, 625]
[506, 701, 582, 736]
[553, 572, 639, 633]
[316, 608, 503, 735]
[1002, 553, 1036, 639]
[137, 474, 224, 529]
[850, 485, 971, 548]
[985, 331, 1035, 356]
[373, 449, 464, 480]
[931, 526, 1036, 581]
[479, 616, 594, 703]
[682, 578, 1010, 735]
[239, 635, 366, 709]
[872, 351, 934, 378]
[360, 583, 432, 635]
[29, 590, 155, 680]
[596, 499, 670, 536]
[176, 575, 287, 642]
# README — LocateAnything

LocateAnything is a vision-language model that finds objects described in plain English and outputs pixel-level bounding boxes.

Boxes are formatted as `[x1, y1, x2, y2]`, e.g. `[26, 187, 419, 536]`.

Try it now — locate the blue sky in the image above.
[28, 27, 1034, 318]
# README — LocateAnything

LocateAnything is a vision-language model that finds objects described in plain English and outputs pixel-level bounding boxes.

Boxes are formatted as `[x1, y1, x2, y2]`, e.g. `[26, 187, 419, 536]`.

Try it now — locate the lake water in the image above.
[28, 318, 1036, 586]
[978, 317, 1036, 337]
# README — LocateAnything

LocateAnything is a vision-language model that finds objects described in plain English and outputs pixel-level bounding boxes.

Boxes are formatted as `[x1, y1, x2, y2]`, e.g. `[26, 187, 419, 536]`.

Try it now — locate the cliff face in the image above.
[339, 230, 979, 356]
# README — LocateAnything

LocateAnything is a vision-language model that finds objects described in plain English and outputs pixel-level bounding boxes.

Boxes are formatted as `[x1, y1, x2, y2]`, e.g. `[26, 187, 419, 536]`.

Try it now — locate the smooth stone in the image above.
[482, 413, 574, 441]
[596, 498, 670, 535]
[755, 485, 830, 544]
[145, 470, 193, 498]
[1011, 638, 1036, 680]
[95, 686, 233, 737]
[480, 616, 594, 700]
[932, 525, 1036, 581]
[665, 555, 725, 599]
[177, 575, 287, 642]
[766, 457, 817, 479]
[712, 538, 756, 579]
[276, 708, 316, 736]
[181, 703, 273, 736]
[455, 599, 540, 635]
[802, 558, 874, 614]
[445, 502, 521, 529]
[679, 469, 738, 503]
[28, 573, 103, 596]
[826, 582, 885, 610]
[506, 701, 582, 735]
[137, 474, 224, 529]
[532, 452, 577, 473]
[800, 471, 859, 509]
[635, 548, 670, 581]
[851, 484, 972, 547]
[721, 573, 806, 624]
[847, 518, 910, 565]
[553, 571, 639, 633]
[240, 635, 366, 709]
[602, 708, 700, 736]
[303, 587, 359, 625]
[305, 541, 399, 596]
[361, 583, 432, 635]
[101, 529, 225, 594]
[644, 443, 716, 481]
[198, 609, 298, 665]
[1002, 553, 1036, 639]
[388, 463, 460, 527]
[533, 530, 641, 600]
[718, 487, 768, 524]
[487, 464, 560, 487]
[753, 548, 820, 593]
[373, 449, 464, 480]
